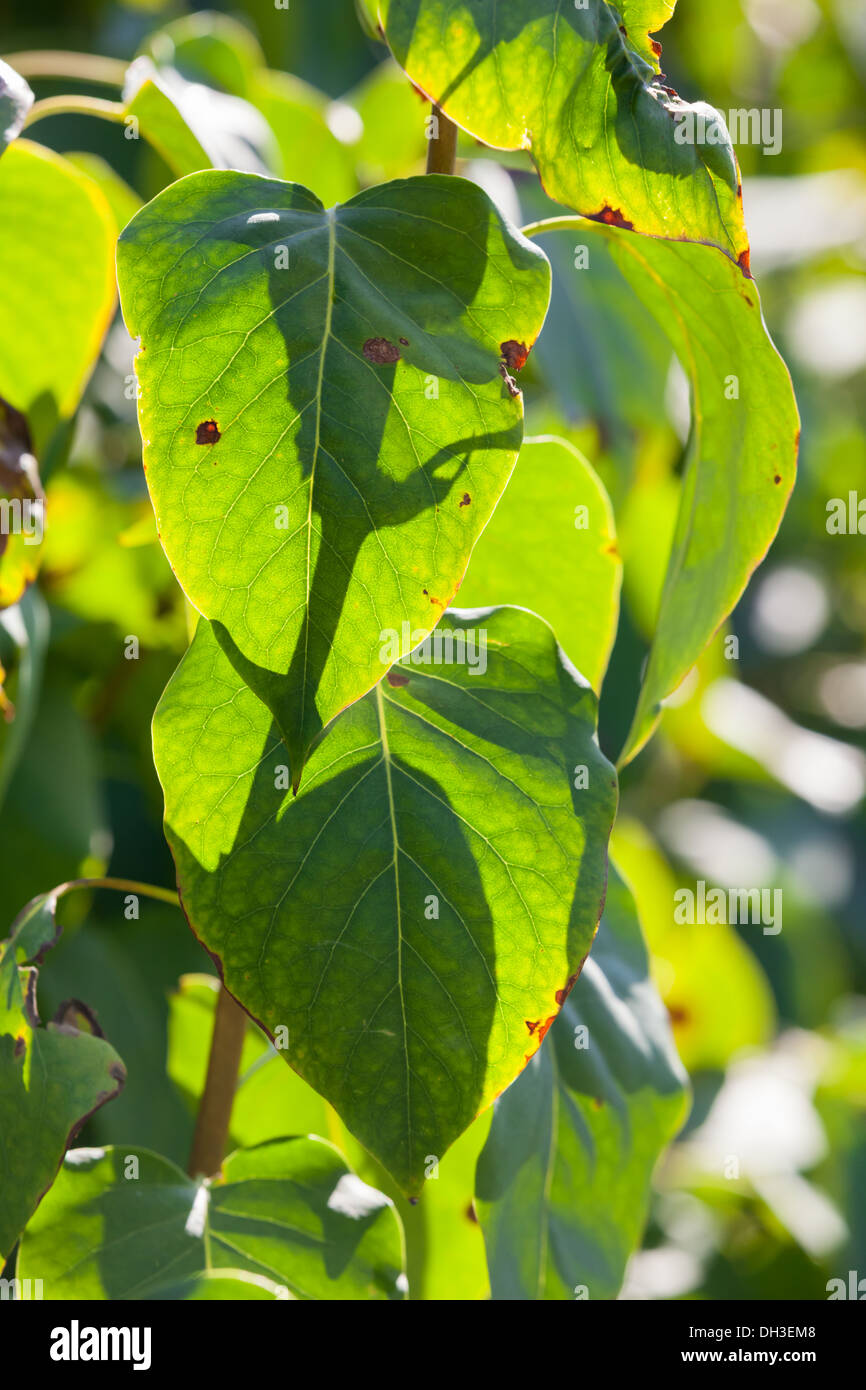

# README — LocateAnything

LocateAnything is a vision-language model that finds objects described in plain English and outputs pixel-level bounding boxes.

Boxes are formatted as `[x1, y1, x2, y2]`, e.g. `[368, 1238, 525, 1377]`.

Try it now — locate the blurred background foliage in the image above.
[0, 0, 864, 1300]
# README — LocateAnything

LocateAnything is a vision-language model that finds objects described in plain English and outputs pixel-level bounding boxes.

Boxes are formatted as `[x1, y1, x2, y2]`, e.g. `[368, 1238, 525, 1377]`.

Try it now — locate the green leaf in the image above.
[139, 11, 266, 98]
[144, 1269, 293, 1300]
[600, 233, 800, 763]
[153, 606, 617, 1195]
[346, 59, 428, 184]
[18, 1140, 406, 1300]
[250, 70, 358, 206]
[117, 170, 550, 781]
[527, 220, 798, 764]
[367, 0, 748, 262]
[0, 142, 116, 455]
[0, 895, 126, 1261]
[457, 436, 621, 692]
[63, 152, 142, 232]
[475, 864, 687, 1300]
[123, 59, 278, 176]
[619, 2, 677, 68]
[0, 60, 32, 156]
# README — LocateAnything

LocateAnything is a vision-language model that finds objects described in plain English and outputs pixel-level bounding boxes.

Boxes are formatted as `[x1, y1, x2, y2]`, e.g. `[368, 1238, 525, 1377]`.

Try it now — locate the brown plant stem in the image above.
[426, 104, 457, 174]
[187, 986, 248, 1179]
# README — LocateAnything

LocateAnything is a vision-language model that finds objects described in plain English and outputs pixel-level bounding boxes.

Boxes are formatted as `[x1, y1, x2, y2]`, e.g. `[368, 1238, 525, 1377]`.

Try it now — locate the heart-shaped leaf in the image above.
[0, 894, 126, 1261]
[153, 607, 616, 1195]
[475, 864, 688, 1299]
[117, 171, 550, 783]
[17, 1139, 406, 1300]
[364, 0, 747, 263]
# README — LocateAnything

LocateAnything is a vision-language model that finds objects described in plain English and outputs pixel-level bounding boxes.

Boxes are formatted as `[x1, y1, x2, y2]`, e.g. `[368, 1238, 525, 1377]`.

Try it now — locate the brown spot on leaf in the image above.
[196, 419, 220, 445]
[466, 1201, 479, 1224]
[362, 337, 400, 364]
[13, 1035, 25, 1060]
[555, 971, 580, 1006]
[774, 474, 782, 484]
[651, 39, 663, 57]
[667, 1002, 691, 1026]
[525, 1019, 539, 1035]
[737, 247, 753, 279]
[53, 998, 104, 1037]
[399, 337, 409, 346]
[459, 493, 471, 507]
[386, 670, 410, 687]
[500, 339, 529, 373]
[593, 206, 635, 231]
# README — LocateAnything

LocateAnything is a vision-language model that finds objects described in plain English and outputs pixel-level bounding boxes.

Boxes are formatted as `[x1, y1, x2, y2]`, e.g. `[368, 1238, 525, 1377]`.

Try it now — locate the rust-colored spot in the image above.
[386, 670, 410, 687]
[500, 339, 529, 373]
[363, 337, 400, 364]
[667, 1002, 691, 1026]
[196, 419, 220, 445]
[774, 474, 782, 484]
[651, 38, 662, 57]
[525, 1019, 540, 1035]
[465, 1202, 479, 1224]
[737, 247, 753, 279]
[399, 337, 409, 346]
[555, 971, 580, 1007]
[593, 205, 635, 231]
[459, 492, 471, 507]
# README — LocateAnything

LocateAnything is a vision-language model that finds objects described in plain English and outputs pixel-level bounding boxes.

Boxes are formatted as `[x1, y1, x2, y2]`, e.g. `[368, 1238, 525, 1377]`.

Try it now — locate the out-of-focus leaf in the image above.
[41, 470, 185, 649]
[0, 142, 116, 454]
[0, 585, 49, 805]
[475, 864, 687, 1299]
[139, 11, 265, 98]
[0, 60, 32, 156]
[250, 70, 358, 205]
[18, 1141, 406, 1300]
[153, 608, 616, 1196]
[144, 1269, 293, 1300]
[366, 0, 747, 262]
[117, 170, 550, 780]
[346, 59, 427, 184]
[124, 58, 278, 176]
[0, 896, 125, 1260]
[612, 818, 775, 1071]
[457, 435, 621, 692]
[63, 153, 141, 232]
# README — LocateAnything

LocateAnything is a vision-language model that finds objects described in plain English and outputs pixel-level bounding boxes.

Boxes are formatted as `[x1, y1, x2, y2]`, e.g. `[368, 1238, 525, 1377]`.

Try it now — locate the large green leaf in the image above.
[0, 142, 116, 456]
[0, 894, 125, 1261]
[17, 1140, 406, 1300]
[457, 436, 621, 692]
[153, 607, 616, 1195]
[118, 171, 550, 782]
[0, 60, 32, 157]
[525, 219, 798, 763]
[364, 0, 748, 263]
[475, 864, 687, 1299]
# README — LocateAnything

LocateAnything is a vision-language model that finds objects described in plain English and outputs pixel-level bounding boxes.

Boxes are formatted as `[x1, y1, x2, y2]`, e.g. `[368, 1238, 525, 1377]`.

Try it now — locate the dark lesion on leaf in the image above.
[590, 206, 635, 231]
[386, 669, 410, 687]
[362, 337, 401, 364]
[196, 419, 221, 445]
[459, 493, 471, 507]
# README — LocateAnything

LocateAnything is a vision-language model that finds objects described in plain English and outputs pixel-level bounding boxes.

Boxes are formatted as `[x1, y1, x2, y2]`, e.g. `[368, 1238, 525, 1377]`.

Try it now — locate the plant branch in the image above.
[520, 215, 586, 239]
[51, 876, 180, 908]
[5, 50, 128, 86]
[426, 104, 457, 174]
[187, 986, 248, 1179]
[22, 94, 125, 130]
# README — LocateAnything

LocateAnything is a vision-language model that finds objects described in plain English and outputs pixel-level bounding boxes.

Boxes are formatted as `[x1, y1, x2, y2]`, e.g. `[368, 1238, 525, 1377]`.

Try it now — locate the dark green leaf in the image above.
[475, 864, 687, 1299]
[18, 1140, 406, 1300]
[153, 606, 616, 1194]
[0, 896, 125, 1261]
